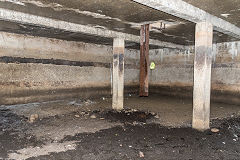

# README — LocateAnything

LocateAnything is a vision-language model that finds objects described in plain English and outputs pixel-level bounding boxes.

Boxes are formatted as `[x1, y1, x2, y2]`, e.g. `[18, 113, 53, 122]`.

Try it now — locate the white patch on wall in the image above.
[160, 49, 164, 63]
[220, 13, 231, 18]
[212, 44, 217, 62]
[90, 25, 107, 30]
[228, 42, 238, 60]
[0, 0, 25, 5]
[184, 50, 187, 64]
[237, 42, 240, 55]
[187, 50, 191, 61]
[234, 42, 238, 58]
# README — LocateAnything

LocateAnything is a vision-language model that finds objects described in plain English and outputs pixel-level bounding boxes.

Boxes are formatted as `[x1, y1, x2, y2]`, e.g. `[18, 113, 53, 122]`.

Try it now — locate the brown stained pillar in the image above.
[192, 22, 213, 131]
[139, 24, 150, 97]
[112, 38, 125, 110]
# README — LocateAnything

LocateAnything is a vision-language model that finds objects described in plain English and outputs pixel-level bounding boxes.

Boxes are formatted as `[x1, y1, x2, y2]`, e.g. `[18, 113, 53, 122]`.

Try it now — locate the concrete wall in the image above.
[0, 32, 140, 104]
[149, 42, 240, 105]
[1, 31, 240, 105]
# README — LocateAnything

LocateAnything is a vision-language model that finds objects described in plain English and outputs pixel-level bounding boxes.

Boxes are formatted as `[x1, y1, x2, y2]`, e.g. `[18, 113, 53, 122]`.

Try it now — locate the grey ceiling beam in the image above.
[133, 0, 240, 40]
[0, 8, 187, 50]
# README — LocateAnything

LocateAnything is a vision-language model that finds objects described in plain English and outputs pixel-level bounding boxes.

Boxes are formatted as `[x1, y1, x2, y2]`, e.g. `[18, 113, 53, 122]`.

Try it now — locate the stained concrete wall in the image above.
[149, 42, 240, 105]
[1, 31, 240, 105]
[0, 32, 140, 105]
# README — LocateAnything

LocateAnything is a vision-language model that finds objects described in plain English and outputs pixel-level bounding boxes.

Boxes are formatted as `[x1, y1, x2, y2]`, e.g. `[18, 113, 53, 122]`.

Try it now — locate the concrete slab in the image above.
[133, 0, 240, 39]
[0, 0, 238, 45]
[0, 9, 186, 49]
[183, 0, 240, 28]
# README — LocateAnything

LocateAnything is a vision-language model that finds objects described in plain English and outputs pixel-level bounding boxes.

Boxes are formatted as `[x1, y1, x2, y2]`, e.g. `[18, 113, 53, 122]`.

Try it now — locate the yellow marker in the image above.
[150, 62, 155, 70]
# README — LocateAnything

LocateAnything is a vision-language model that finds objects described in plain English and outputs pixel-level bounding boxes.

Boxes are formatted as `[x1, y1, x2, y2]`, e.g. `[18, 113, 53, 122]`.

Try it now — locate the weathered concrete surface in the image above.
[0, 0, 237, 45]
[148, 40, 240, 105]
[183, 0, 240, 28]
[112, 38, 125, 110]
[133, 0, 240, 39]
[1, 31, 240, 105]
[192, 22, 213, 131]
[0, 32, 139, 105]
[0, 8, 186, 50]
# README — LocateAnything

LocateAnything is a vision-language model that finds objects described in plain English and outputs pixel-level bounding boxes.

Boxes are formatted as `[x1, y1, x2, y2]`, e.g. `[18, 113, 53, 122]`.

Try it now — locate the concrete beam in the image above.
[139, 24, 149, 97]
[0, 8, 187, 50]
[112, 38, 125, 110]
[133, 0, 240, 39]
[193, 22, 213, 131]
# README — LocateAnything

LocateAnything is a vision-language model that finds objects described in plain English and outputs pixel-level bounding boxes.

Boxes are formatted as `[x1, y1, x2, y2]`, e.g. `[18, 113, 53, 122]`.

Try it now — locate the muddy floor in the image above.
[0, 95, 240, 159]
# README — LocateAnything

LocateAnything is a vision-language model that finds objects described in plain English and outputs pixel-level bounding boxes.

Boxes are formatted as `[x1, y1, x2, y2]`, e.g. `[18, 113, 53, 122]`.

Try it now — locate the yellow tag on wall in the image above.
[150, 62, 155, 70]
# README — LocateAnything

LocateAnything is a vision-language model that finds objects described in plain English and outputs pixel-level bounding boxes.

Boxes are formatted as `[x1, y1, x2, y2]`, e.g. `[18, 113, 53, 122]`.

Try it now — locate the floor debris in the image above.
[29, 114, 39, 123]
[139, 151, 144, 158]
[0, 96, 240, 159]
[211, 128, 220, 133]
[90, 114, 97, 119]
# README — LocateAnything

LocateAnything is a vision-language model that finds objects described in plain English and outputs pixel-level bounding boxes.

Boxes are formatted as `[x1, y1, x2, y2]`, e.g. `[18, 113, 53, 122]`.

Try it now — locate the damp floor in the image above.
[0, 94, 240, 159]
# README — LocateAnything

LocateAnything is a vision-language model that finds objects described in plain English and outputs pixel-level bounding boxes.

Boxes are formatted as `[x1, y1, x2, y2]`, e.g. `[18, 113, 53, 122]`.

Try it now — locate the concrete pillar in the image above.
[112, 38, 125, 110]
[139, 24, 150, 97]
[192, 22, 213, 131]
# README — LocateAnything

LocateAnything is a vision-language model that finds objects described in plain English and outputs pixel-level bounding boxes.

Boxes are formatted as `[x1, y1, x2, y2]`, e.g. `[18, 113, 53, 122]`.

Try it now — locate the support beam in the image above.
[192, 22, 213, 131]
[133, 0, 240, 39]
[112, 38, 125, 110]
[139, 24, 150, 97]
[0, 8, 187, 50]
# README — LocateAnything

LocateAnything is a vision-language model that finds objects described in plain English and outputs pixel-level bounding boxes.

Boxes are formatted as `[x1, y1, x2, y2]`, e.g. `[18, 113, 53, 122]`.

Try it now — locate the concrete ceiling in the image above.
[0, 20, 152, 49]
[183, 0, 240, 28]
[0, 0, 238, 47]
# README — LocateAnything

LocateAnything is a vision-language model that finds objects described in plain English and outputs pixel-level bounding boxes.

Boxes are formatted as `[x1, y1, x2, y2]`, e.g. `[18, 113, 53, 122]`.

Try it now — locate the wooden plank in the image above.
[112, 38, 125, 110]
[192, 22, 213, 131]
[139, 24, 150, 97]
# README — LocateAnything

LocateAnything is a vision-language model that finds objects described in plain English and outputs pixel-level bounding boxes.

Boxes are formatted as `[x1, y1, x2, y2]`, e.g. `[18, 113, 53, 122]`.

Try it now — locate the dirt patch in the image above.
[0, 96, 240, 159]
[30, 117, 240, 160]
[99, 109, 155, 123]
[27, 111, 121, 141]
[0, 108, 28, 131]
[0, 109, 42, 159]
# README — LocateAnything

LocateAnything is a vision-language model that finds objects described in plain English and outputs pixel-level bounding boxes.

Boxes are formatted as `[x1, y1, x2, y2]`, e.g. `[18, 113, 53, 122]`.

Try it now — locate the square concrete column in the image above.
[139, 24, 150, 97]
[112, 38, 125, 110]
[192, 22, 213, 131]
